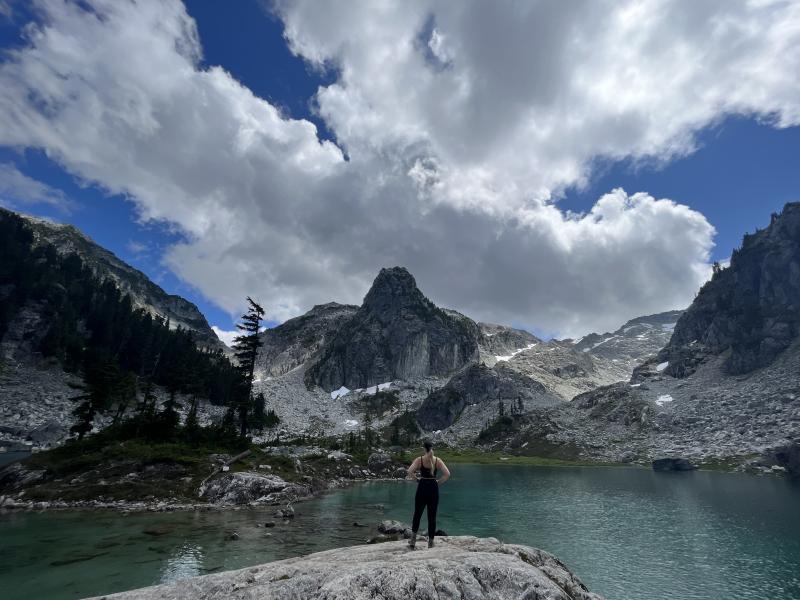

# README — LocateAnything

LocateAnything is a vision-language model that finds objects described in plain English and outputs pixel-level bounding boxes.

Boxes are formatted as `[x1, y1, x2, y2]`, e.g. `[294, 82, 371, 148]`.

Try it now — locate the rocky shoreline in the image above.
[0, 476, 402, 513]
[0, 446, 408, 513]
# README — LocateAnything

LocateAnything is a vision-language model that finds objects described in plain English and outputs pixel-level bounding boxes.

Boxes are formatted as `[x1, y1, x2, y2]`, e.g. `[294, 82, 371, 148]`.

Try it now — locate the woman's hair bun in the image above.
[423, 440, 433, 451]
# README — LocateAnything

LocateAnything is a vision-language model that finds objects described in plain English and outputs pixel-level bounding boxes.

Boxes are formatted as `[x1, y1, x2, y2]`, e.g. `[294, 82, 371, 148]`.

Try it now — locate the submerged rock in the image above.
[89, 536, 603, 600]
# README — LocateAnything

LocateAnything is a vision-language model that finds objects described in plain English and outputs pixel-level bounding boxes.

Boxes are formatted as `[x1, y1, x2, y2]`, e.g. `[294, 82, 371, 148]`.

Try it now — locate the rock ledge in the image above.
[91, 536, 603, 600]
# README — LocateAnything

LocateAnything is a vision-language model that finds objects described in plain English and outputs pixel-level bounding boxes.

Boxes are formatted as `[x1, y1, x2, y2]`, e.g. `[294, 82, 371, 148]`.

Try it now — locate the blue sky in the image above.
[1, 1, 798, 338]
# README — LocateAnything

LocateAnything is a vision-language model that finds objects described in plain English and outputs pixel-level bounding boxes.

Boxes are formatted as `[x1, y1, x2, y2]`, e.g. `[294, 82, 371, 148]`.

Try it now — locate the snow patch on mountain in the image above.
[495, 343, 538, 362]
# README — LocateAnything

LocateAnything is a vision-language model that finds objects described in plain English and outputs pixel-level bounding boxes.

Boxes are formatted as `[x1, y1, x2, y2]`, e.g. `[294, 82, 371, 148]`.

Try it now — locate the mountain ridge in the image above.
[9, 209, 225, 352]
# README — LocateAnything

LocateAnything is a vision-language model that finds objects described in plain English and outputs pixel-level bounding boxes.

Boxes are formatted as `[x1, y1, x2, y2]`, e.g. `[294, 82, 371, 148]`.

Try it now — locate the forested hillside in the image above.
[0, 211, 241, 441]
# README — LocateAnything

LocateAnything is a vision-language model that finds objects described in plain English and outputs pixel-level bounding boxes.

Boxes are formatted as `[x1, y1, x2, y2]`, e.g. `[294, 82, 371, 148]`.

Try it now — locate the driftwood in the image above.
[197, 449, 253, 495]
[226, 449, 251, 466]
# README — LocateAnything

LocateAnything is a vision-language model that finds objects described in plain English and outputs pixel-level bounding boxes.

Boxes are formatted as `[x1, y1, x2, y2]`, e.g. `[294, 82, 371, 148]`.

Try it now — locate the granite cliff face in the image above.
[257, 302, 359, 377]
[660, 203, 800, 376]
[90, 536, 604, 600]
[14, 210, 224, 351]
[306, 267, 480, 391]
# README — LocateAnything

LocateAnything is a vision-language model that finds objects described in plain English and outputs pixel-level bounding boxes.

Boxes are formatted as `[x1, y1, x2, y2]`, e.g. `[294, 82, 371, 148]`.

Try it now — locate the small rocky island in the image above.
[90, 536, 603, 600]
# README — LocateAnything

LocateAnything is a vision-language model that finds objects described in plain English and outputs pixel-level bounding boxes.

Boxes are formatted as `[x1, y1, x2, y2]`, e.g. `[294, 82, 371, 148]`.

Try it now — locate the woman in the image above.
[406, 440, 450, 549]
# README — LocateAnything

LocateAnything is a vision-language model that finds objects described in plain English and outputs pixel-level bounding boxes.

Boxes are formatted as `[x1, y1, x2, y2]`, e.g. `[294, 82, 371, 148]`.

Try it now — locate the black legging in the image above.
[411, 479, 439, 539]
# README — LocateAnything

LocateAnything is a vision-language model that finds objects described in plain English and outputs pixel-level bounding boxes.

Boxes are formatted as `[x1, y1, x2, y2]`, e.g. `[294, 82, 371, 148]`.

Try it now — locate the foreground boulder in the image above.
[91, 536, 603, 600]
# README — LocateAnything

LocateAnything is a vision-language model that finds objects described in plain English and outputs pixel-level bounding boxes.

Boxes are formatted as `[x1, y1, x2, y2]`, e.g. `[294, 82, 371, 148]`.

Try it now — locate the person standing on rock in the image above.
[406, 440, 450, 549]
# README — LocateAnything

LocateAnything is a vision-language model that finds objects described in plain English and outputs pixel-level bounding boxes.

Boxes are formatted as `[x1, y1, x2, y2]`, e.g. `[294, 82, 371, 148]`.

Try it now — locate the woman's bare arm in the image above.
[437, 459, 450, 484]
[406, 457, 421, 480]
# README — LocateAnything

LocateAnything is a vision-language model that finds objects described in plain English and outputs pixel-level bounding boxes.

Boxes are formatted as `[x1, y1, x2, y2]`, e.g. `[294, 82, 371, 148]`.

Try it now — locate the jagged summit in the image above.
[660, 202, 800, 375]
[362, 267, 430, 314]
[310, 301, 357, 312]
[306, 266, 480, 391]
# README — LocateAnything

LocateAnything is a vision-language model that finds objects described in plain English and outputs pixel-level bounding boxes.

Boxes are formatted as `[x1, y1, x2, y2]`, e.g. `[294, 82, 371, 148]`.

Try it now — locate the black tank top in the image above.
[420, 455, 438, 479]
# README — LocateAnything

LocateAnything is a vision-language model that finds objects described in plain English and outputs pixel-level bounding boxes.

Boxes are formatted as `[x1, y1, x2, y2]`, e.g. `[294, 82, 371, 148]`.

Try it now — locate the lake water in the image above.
[1, 464, 799, 599]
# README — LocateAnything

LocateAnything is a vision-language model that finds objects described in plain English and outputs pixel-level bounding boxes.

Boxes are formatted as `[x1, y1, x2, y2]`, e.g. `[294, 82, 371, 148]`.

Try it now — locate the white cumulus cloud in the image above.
[0, 163, 71, 210]
[0, 0, 798, 336]
[211, 326, 238, 348]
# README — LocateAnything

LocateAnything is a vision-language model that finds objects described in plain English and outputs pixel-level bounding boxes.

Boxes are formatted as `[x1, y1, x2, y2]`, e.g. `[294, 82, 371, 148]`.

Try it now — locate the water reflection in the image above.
[159, 543, 204, 583]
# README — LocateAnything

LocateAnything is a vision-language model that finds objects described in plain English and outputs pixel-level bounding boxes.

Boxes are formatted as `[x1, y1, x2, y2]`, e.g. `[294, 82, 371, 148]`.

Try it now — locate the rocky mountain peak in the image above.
[362, 267, 432, 317]
[306, 267, 480, 391]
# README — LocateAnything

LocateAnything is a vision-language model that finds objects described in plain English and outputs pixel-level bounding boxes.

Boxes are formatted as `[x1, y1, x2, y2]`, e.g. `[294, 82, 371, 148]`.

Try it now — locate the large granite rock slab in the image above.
[90, 536, 603, 600]
[198, 472, 310, 506]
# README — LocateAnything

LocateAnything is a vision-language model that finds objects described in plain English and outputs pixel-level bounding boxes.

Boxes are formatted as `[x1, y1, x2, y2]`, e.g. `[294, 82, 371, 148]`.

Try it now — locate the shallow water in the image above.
[1, 464, 799, 599]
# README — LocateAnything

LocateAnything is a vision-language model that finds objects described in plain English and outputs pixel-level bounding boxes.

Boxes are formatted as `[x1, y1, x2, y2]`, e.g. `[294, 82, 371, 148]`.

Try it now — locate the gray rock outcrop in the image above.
[417, 363, 561, 431]
[569, 310, 684, 374]
[199, 472, 310, 506]
[477, 321, 540, 360]
[90, 536, 604, 600]
[0, 461, 47, 491]
[307, 267, 480, 391]
[367, 450, 393, 473]
[501, 341, 629, 401]
[768, 440, 800, 478]
[660, 202, 800, 376]
[257, 303, 359, 377]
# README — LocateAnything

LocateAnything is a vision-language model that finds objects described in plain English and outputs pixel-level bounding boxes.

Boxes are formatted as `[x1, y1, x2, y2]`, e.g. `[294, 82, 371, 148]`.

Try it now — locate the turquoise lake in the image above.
[1, 464, 799, 599]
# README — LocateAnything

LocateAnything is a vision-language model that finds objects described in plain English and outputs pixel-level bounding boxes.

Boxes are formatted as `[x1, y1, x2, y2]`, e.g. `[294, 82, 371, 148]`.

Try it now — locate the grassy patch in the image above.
[439, 448, 620, 468]
[14, 435, 320, 503]
[26, 438, 219, 475]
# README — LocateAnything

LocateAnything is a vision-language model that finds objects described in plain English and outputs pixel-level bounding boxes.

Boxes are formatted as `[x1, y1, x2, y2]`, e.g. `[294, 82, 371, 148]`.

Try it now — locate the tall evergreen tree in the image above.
[69, 358, 122, 440]
[232, 297, 265, 439]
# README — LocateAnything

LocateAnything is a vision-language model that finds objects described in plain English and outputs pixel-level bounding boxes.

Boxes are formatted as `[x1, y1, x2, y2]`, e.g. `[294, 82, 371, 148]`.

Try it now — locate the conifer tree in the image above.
[250, 392, 267, 430]
[232, 297, 265, 439]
